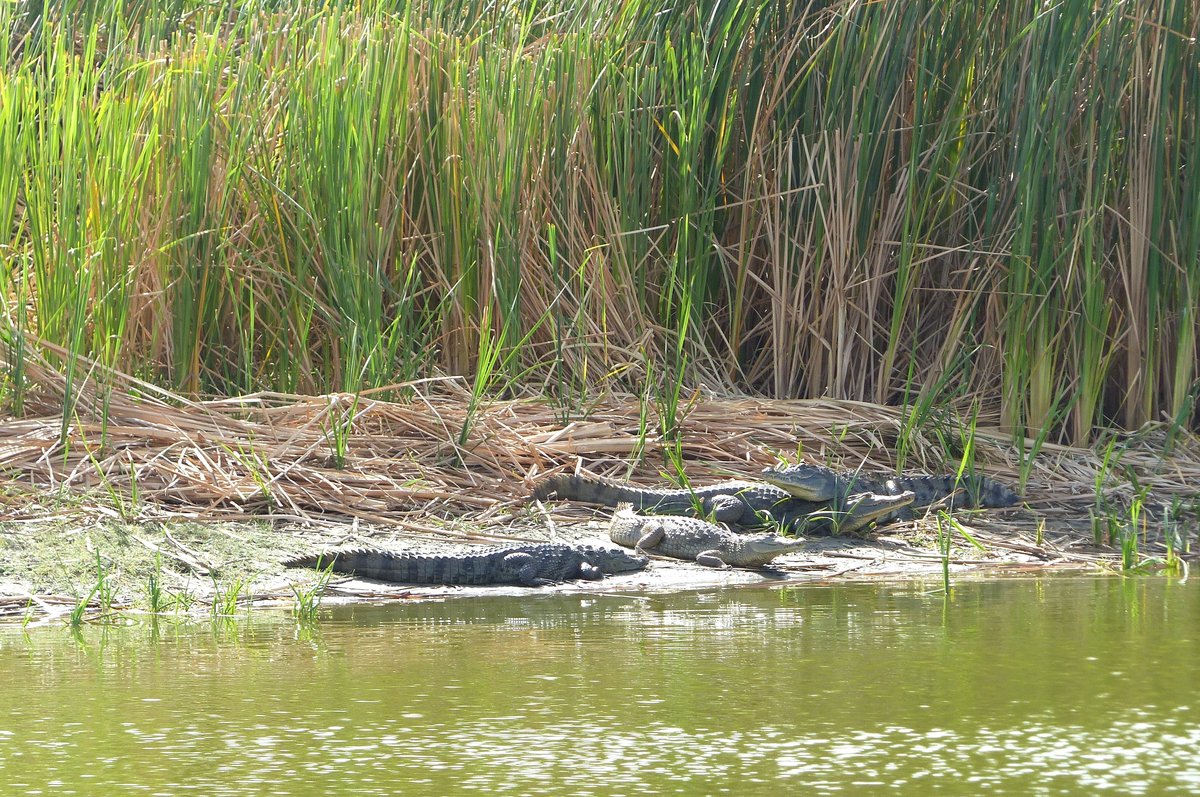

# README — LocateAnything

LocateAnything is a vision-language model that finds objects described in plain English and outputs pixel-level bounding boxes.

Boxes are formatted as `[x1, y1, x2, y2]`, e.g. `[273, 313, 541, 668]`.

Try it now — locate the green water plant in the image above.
[173, 584, 197, 615]
[934, 512, 953, 595]
[144, 553, 166, 614]
[94, 551, 115, 618]
[1163, 498, 1185, 575]
[67, 552, 112, 627]
[1105, 485, 1155, 573]
[210, 575, 247, 618]
[1118, 520, 1139, 572]
[291, 558, 335, 621]
[931, 505, 991, 596]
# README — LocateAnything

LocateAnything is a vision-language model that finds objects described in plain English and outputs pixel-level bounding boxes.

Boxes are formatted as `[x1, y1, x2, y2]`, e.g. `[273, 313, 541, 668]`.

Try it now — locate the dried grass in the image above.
[3, 341, 1198, 566]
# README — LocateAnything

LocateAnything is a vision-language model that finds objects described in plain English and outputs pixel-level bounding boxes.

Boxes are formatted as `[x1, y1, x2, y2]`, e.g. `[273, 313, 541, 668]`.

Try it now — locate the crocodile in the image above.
[608, 507, 806, 568]
[533, 473, 792, 527]
[283, 542, 647, 587]
[775, 489, 918, 534]
[533, 473, 914, 534]
[760, 463, 1021, 522]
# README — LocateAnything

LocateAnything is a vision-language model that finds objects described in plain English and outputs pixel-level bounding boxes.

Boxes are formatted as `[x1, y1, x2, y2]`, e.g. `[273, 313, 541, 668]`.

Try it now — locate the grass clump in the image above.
[291, 558, 336, 621]
[67, 551, 116, 627]
[210, 575, 247, 619]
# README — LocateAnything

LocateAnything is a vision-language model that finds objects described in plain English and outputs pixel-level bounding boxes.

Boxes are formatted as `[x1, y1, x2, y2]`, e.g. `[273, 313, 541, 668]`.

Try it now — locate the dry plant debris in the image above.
[1, 344, 1198, 616]
[0, 349, 1195, 529]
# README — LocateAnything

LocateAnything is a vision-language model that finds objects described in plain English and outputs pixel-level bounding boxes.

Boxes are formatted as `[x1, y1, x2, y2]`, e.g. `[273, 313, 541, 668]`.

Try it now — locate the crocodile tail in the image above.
[533, 474, 676, 509]
[284, 549, 488, 585]
[973, 475, 1021, 507]
[282, 553, 325, 569]
[283, 549, 370, 576]
[284, 549, 398, 579]
[367, 551, 524, 585]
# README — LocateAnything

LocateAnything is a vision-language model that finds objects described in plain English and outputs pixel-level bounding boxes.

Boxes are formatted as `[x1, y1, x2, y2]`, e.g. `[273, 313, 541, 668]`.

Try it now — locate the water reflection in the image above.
[1, 576, 1197, 795]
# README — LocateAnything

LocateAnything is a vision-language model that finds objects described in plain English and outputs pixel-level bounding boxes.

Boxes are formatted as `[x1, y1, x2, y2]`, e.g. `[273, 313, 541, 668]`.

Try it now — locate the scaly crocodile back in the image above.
[763, 463, 1020, 513]
[885, 474, 1021, 510]
[819, 472, 1019, 521]
[284, 543, 646, 586]
[534, 473, 745, 508]
[608, 509, 806, 568]
[532, 474, 791, 525]
[835, 472, 1022, 523]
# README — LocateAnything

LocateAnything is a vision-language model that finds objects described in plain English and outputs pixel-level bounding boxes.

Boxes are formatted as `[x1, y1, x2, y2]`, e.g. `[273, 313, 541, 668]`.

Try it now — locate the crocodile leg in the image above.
[707, 494, 751, 524]
[506, 551, 556, 587]
[695, 550, 732, 569]
[634, 519, 668, 553]
[576, 562, 604, 580]
[847, 490, 915, 531]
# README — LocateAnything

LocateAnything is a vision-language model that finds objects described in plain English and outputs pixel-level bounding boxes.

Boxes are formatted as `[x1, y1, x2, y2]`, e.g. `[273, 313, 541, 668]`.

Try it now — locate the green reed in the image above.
[145, 553, 166, 614]
[67, 550, 113, 627]
[291, 557, 335, 621]
[210, 575, 247, 618]
[935, 512, 953, 596]
[1, 1, 1196, 447]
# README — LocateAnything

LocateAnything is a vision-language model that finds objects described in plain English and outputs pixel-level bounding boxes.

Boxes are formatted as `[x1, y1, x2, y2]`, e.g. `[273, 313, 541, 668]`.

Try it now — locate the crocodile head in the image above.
[579, 543, 649, 573]
[736, 535, 809, 567]
[802, 490, 916, 533]
[759, 463, 841, 501]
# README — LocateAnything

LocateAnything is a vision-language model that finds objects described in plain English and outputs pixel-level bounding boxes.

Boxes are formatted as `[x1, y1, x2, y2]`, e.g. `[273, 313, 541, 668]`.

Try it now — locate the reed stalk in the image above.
[0, 1, 1195, 447]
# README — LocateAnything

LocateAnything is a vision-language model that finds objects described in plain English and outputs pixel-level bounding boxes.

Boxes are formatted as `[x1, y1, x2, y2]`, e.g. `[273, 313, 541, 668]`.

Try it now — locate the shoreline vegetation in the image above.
[1, 2, 1198, 616]
[1, 340, 1196, 622]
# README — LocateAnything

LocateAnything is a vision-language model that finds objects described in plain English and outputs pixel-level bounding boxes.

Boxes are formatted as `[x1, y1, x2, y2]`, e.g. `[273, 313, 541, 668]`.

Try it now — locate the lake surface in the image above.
[1, 575, 1198, 795]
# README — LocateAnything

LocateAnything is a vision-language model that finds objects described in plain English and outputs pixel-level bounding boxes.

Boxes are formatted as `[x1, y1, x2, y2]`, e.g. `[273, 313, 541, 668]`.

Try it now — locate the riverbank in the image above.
[2, 367, 1195, 621]
[1, 499, 1101, 623]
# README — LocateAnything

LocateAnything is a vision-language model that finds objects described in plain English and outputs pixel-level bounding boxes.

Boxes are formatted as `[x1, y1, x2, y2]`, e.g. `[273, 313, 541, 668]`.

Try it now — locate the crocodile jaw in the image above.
[737, 537, 808, 567]
[591, 546, 650, 572]
[759, 464, 839, 501]
[847, 490, 915, 522]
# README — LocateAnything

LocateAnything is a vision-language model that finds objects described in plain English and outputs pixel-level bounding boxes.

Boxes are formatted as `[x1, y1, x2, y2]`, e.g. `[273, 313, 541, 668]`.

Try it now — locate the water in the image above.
[1, 576, 1197, 795]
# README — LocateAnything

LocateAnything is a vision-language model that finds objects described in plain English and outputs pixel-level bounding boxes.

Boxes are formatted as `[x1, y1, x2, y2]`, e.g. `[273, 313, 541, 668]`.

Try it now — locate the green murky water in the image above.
[1, 576, 1198, 795]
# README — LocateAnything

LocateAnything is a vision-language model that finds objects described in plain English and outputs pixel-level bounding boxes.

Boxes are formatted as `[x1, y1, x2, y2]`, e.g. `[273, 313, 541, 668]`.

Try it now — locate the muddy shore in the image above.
[0, 500, 1130, 623]
[1, 388, 1195, 621]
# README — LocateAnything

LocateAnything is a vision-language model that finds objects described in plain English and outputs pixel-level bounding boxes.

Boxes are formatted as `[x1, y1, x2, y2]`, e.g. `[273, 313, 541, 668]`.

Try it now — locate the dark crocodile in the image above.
[283, 542, 647, 587]
[760, 463, 1021, 522]
[533, 473, 914, 534]
[534, 473, 792, 527]
[608, 507, 806, 568]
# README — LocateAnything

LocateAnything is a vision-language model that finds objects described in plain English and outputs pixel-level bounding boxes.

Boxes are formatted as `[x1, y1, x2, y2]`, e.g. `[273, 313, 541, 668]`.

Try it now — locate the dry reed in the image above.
[2, 338, 1196, 564]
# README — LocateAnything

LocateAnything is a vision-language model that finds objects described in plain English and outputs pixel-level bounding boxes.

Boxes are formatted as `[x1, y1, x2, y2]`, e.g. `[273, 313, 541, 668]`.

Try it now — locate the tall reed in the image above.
[0, 0, 1195, 448]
